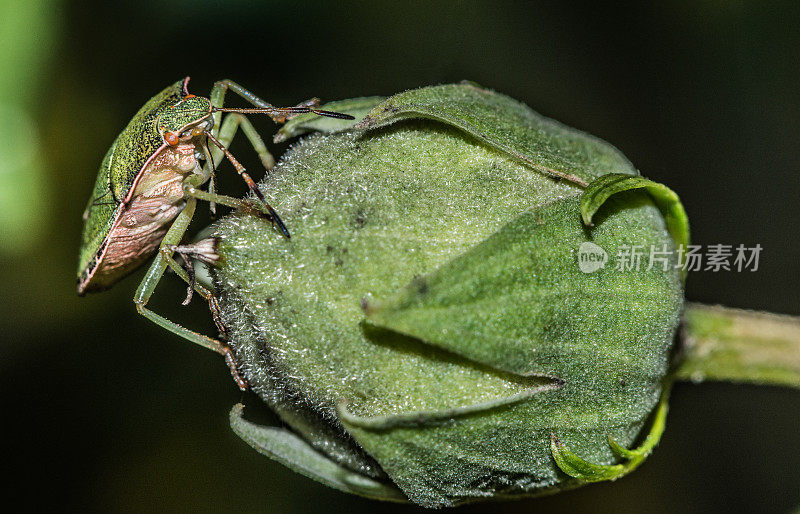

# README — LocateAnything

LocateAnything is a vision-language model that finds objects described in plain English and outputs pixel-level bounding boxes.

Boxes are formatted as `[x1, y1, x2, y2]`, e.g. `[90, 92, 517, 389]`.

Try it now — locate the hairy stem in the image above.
[676, 303, 800, 389]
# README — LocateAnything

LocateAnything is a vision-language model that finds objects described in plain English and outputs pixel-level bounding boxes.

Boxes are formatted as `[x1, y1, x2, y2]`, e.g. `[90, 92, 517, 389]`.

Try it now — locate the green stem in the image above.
[676, 303, 800, 389]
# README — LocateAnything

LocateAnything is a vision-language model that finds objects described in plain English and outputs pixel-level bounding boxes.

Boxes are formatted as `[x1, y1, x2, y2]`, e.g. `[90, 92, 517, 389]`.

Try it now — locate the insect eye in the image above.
[164, 131, 180, 146]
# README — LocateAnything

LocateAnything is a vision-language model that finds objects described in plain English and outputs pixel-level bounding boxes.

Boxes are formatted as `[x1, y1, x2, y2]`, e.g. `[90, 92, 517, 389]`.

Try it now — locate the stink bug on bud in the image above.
[77, 77, 353, 388]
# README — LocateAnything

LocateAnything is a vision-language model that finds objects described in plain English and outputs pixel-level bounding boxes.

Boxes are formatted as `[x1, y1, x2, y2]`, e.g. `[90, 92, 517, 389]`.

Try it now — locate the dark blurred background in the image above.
[2, 1, 798, 512]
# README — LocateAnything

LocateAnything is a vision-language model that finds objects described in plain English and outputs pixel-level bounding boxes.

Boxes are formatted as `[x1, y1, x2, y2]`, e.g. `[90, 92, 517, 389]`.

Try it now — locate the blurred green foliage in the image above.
[0, 1, 56, 253]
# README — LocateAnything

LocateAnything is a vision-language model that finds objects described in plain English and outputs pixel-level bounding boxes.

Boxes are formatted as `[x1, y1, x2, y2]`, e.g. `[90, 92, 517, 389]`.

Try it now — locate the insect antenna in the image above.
[204, 130, 291, 238]
[213, 106, 355, 123]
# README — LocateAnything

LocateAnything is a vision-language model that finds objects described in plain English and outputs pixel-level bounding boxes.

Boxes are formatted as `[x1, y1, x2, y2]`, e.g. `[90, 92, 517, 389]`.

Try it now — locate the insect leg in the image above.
[133, 197, 247, 390]
[207, 81, 277, 172]
[211, 112, 276, 172]
[183, 184, 250, 210]
[182, 184, 282, 235]
[203, 131, 290, 238]
[134, 197, 214, 350]
[158, 244, 212, 306]
[208, 79, 276, 142]
[157, 241, 232, 341]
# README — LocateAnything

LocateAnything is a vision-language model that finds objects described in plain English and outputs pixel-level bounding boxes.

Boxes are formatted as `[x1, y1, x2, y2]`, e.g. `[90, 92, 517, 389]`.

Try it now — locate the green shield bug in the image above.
[78, 77, 353, 389]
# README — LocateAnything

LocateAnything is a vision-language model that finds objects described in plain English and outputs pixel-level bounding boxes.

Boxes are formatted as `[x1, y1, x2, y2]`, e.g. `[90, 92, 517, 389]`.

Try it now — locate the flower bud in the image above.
[206, 84, 686, 507]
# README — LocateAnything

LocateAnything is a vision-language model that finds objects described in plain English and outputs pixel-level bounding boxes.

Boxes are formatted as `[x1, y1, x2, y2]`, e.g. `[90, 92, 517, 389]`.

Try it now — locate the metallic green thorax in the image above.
[77, 78, 212, 292]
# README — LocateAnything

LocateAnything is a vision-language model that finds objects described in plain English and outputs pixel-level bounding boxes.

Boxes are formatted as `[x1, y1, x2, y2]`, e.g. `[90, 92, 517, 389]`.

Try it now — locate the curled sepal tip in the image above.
[550, 384, 671, 482]
[580, 173, 690, 263]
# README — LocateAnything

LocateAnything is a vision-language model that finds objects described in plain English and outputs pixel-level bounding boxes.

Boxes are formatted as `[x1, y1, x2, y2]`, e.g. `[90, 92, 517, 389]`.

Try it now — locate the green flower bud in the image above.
[205, 84, 687, 507]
